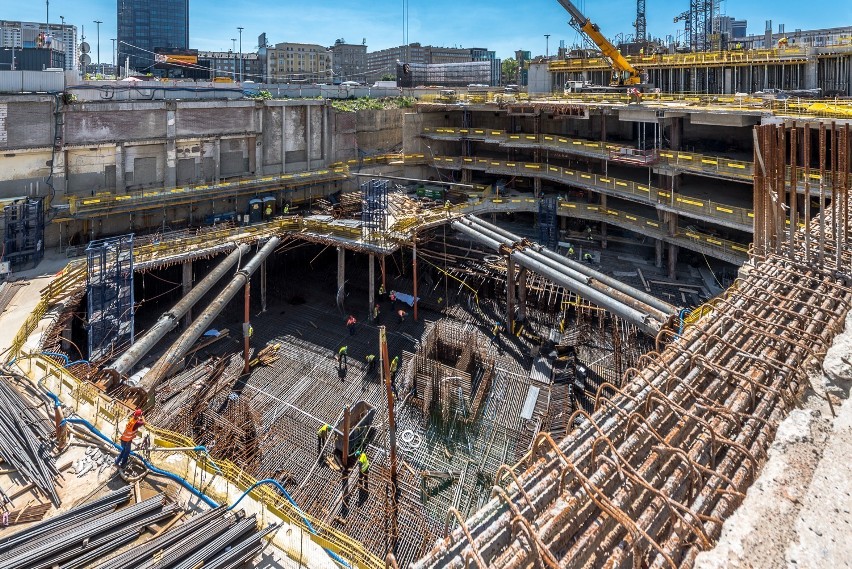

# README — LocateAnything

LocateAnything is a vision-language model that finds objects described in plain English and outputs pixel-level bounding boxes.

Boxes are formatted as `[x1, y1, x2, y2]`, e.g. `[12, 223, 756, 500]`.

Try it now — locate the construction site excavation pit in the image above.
[32, 209, 689, 567]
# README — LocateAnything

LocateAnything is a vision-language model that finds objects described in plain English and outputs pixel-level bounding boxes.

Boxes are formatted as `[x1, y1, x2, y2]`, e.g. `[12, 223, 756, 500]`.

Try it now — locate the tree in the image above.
[381, 73, 395, 81]
[501, 58, 519, 85]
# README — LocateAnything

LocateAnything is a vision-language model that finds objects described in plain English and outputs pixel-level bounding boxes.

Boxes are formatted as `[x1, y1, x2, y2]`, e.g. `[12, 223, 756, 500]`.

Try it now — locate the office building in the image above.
[329, 39, 367, 84]
[198, 51, 263, 82]
[1, 20, 77, 71]
[118, 0, 189, 72]
[366, 43, 491, 84]
[265, 42, 332, 83]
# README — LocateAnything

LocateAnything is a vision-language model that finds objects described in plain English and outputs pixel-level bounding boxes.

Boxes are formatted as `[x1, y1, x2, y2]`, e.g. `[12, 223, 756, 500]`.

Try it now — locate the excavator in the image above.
[556, 0, 645, 89]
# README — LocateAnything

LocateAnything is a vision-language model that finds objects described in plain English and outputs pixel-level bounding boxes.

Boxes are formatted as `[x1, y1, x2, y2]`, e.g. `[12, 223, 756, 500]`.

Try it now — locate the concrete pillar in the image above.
[255, 105, 264, 175]
[804, 57, 818, 90]
[517, 267, 528, 322]
[600, 193, 608, 249]
[115, 143, 126, 192]
[306, 106, 312, 169]
[506, 254, 516, 331]
[462, 169, 472, 184]
[281, 105, 287, 174]
[655, 239, 664, 268]
[260, 259, 267, 313]
[667, 244, 679, 279]
[670, 117, 683, 151]
[322, 103, 329, 162]
[337, 246, 345, 304]
[165, 108, 177, 188]
[182, 261, 192, 329]
[369, 254, 375, 321]
[214, 138, 221, 183]
[534, 177, 542, 198]
[600, 112, 607, 142]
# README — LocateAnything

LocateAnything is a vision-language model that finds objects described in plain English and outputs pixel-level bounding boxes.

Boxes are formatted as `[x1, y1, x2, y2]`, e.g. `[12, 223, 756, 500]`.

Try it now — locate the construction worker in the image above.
[115, 409, 145, 469]
[338, 345, 348, 368]
[357, 451, 370, 491]
[317, 423, 331, 458]
[365, 354, 377, 373]
[283, 204, 290, 215]
[389, 290, 397, 308]
[584, 252, 594, 263]
[397, 309, 407, 323]
[389, 356, 400, 396]
[346, 314, 357, 336]
[586, 226, 593, 241]
[264, 203, 273, 219]
[568, 246, 575, 257]
[444, 200, 452, 217]
[373, 304, 380, 323]
[378, 283, 386, 300]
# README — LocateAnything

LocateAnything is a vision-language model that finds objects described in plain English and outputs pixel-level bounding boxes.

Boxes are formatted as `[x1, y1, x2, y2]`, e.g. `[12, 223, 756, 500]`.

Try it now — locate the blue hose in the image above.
[41, 351, 69, 364]
[64, 359, 91, 368]
[228, 479, 351, 568]
[60, 416, 218, 508]
[676, 307, 692, 339]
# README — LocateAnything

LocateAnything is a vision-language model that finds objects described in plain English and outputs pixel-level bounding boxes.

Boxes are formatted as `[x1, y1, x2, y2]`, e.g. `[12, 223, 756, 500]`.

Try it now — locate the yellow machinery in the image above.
[556, 0, 643, 86]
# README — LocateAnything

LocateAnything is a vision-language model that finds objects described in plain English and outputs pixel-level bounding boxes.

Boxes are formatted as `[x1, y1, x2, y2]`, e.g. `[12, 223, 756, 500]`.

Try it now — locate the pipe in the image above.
[139, 237, 280, 397]
[451, 220, 658, 334]
[466, 216, 676, 317]
[105, 243, 250, 383]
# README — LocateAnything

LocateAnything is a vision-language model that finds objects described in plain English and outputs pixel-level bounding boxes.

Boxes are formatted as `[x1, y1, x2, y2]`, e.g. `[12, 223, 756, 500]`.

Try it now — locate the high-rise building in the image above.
[118, 0, 189, 72]
[329, 39, 367, 84]
[0, 20, 77, 71]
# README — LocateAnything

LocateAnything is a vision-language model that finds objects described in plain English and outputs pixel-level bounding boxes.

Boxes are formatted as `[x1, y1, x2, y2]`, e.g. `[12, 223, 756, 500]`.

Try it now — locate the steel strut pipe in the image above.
[459, 216, 671, 328]
[139, 237, 280, 397]
[466, 215, 677, 316]
[451, 219, 659, 335]
[105, 243, 251, 382]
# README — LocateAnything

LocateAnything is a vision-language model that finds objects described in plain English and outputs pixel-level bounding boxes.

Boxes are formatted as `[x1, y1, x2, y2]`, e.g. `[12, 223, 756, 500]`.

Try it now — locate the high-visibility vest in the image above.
[120, 418, 144, 442]
[358, 453, 370, 473]
[339, 346, 348, 355]
[365, 354, 376, 363]
[317, 424, 330, 437]
[390, 357, 399, 372]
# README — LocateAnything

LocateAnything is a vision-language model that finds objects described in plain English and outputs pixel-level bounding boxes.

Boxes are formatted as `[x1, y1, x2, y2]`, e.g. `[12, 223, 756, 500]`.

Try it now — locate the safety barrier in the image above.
[458, 195, 748, 263]
[432, 155, 754, 230]
[62, 166, 350, 220]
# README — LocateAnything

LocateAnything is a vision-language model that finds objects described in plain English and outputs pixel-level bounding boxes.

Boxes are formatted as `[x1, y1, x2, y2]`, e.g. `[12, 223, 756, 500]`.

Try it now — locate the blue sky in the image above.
[6, 0, 851, 61]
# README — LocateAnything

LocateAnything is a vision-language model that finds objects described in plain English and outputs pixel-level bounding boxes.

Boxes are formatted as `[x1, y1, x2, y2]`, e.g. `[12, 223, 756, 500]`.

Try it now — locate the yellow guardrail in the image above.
[548, 47, 807, 72]
[432, 155, 754, 228]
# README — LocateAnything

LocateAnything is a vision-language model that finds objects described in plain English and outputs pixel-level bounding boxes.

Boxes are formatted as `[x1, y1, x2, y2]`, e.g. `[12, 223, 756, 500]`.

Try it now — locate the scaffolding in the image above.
[3, 198, 44, 269]
[538, 197, 558, 250]
[86, 234, 134, 362]
[361, 179, 389, 244]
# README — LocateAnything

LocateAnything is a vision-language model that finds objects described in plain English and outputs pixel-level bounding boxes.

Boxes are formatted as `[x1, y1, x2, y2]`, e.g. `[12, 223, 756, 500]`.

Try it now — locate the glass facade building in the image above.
[118, 0, 189, 72]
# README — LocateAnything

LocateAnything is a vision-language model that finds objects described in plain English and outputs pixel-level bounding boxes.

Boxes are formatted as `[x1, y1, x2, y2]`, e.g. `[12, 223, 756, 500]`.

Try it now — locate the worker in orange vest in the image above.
[346, 314, 357, 336]
[115, 409, 145, 469]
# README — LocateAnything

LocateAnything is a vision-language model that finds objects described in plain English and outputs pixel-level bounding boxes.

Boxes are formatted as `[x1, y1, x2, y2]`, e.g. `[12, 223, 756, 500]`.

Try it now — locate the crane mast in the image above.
[556, 0, 642, 86]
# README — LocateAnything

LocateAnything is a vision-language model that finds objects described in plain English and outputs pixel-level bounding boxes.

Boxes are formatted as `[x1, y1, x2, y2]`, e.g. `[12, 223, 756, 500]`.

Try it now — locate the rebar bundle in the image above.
[0, 376, 61, 506]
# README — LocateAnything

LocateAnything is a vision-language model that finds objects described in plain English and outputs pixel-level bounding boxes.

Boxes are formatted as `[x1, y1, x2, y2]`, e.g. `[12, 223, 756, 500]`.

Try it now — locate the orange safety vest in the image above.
[120, 418, 144, 442]
[347, 316, 356, 326]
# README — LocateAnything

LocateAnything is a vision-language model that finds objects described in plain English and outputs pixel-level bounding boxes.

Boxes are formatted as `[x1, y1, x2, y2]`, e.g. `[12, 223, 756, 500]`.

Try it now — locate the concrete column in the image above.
[517, 267, 528, 322]
[368, 254, 375, 321]
[115, 143, 126, 192]
[322, 103, 329, 162]
[462, 169, 472, 184]
[600, 112, 607, 142]
[255, 105, 264, 175]
[165, 108, 177, 188]
[260, 259, 267, 313]
[804, 57, 818, 90]
[306, 106, 312, 169]
[600, 194, 608, 249]
[214, 138, 221, 183]
[281, 106, 287, 174]
[506, 254, 516, 331]
[182, 261, 192, 329]
[337, 246, 345, 305]
[655, 239, 664, 268]
[667, 244, 679, 279]
[670, 117, 683, 151]
[534, 177, 542, 198]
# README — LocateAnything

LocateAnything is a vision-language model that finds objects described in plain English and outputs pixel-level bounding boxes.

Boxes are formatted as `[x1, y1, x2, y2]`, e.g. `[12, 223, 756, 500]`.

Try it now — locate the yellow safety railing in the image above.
[433, 155, 754, 228]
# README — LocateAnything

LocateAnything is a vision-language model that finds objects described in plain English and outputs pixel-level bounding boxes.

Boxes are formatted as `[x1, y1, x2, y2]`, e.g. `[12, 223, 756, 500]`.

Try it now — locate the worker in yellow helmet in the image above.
[317, 423, 331, 460]
[357, 451, 370, 491]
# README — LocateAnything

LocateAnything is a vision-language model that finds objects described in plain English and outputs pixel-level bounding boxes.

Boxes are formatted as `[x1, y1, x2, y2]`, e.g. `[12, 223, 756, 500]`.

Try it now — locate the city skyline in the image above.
[3, 0, 850, 64]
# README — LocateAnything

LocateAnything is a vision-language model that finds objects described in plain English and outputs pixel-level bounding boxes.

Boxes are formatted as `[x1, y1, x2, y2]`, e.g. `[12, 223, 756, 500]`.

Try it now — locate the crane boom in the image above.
[556, 0, 642, 85]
